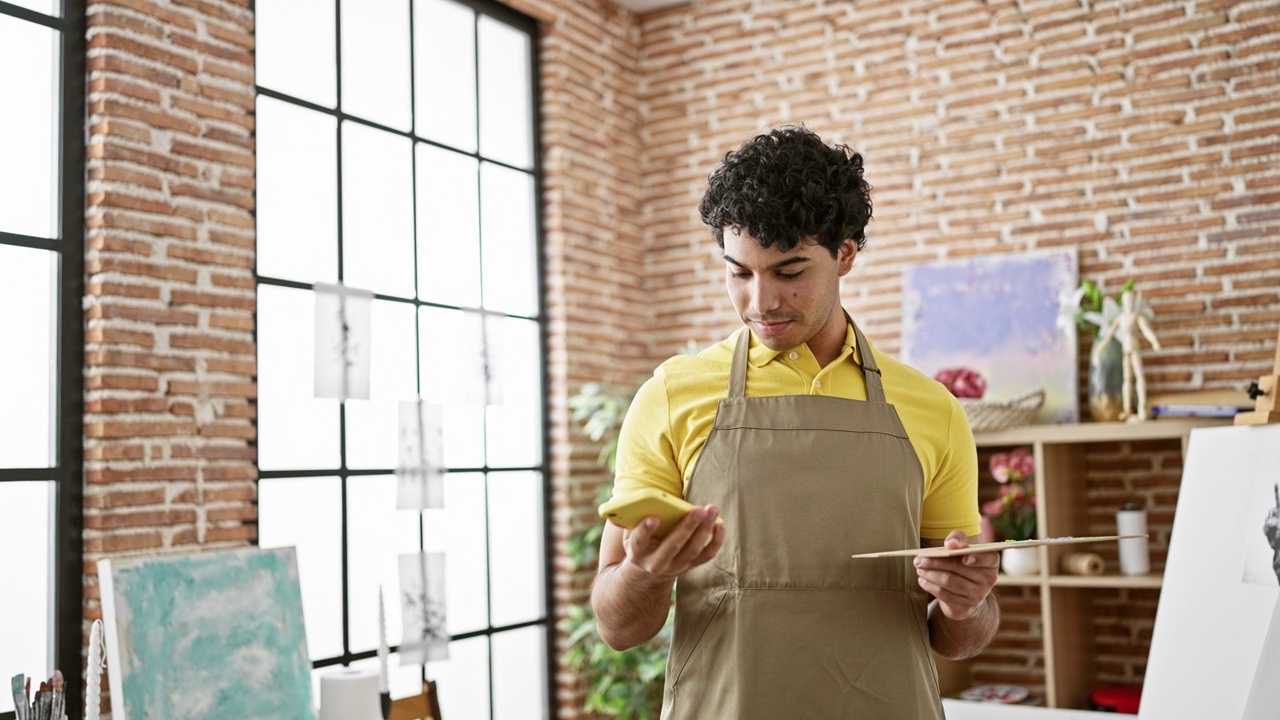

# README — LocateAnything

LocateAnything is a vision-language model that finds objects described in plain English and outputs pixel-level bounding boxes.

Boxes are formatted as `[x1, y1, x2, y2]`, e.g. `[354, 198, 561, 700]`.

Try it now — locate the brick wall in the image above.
[81, 0, 256, 706]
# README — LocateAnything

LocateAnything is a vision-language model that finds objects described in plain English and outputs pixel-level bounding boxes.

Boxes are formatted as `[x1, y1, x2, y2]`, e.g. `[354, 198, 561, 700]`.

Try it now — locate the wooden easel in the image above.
[1236, 323, 1280, 425]
[389, 680, 442, 720]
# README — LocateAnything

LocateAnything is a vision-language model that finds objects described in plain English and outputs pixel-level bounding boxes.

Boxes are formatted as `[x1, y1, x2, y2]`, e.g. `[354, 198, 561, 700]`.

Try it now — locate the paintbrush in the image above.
[11, 675, 27, 720]
[51, 671, 64, 720]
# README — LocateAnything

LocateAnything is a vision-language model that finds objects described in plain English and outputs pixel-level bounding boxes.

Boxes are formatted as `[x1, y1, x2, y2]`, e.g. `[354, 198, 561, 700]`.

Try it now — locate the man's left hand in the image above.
[914, 530, 999, 621]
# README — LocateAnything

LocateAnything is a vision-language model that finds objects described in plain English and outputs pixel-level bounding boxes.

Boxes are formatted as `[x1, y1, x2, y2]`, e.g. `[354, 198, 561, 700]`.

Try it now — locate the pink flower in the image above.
[983, 445, 1037, 541]
[1010, 448, 1035, 478]
[989, 452, 1011, 483]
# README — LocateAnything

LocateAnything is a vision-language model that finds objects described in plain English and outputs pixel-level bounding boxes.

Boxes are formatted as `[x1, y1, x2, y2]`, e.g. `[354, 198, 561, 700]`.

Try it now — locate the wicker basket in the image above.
[959, 388, 1045, 432]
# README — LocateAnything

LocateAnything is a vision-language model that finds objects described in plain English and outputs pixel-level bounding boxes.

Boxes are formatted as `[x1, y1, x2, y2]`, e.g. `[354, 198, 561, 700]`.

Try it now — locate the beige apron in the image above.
[661, 322, 943, 720]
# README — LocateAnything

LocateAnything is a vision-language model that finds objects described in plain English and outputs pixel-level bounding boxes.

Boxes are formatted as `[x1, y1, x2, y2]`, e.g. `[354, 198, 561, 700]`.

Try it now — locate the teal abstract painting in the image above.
[99, 547, 316, 720]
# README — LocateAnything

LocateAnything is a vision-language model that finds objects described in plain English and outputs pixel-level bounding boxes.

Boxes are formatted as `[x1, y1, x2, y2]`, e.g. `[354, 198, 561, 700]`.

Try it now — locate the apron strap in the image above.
[729, 327, 750, 399]
[731, 316, 886, 403]
[846, 311, 886, 403]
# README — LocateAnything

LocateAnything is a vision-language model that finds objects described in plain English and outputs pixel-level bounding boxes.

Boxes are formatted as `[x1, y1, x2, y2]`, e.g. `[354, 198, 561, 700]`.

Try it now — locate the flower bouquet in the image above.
[984, 448, 1040, 575]
[983, 448, 1037, 541]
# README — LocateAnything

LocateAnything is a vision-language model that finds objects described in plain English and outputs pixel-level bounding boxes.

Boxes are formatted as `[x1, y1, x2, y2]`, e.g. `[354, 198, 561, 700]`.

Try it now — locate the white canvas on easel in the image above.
[1139, 424, 1280, 720]
[1242, 597, 1280, 720]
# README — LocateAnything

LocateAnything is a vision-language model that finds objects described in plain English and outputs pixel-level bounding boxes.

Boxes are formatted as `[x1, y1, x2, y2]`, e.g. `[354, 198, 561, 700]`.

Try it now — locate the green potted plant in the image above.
[562, 382, 670, 719]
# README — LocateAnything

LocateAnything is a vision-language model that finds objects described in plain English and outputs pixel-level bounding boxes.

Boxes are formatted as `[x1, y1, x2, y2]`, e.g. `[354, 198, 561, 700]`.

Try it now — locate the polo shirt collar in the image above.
[745, 324, 863, 368]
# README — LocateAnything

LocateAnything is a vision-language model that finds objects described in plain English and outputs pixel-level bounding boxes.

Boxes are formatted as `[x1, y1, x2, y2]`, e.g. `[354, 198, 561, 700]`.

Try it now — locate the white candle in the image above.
[87, 619, 103, 720]
[377, 586, 389, 693]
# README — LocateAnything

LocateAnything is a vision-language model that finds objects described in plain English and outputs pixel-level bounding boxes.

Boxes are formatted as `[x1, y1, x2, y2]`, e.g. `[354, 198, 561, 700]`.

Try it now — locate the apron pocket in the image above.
[668, 590, 729, 689]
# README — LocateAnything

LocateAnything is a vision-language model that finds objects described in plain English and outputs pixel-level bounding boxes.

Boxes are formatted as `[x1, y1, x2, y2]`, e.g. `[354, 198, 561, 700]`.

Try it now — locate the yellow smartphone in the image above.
[598, 488, 722, 539]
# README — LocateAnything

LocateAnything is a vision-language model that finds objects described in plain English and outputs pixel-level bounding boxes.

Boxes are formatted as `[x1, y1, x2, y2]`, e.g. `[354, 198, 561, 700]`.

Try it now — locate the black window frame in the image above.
[0, 0, 87, 719]
[251, 0, 554, 715]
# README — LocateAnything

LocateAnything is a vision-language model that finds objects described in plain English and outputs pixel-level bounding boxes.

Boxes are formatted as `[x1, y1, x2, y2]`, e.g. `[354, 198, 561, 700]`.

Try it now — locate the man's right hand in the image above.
[591, 503, 726, 650]
[620, 504, 726, 581]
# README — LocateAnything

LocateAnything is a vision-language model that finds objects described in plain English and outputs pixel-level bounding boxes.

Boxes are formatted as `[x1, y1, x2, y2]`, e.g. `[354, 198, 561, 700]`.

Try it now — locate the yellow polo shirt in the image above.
[613, 324, 981, 539]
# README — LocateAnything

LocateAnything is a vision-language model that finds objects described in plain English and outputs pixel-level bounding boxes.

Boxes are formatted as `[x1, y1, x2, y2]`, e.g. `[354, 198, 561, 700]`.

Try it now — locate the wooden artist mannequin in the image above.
[1096, 290, 1161, 420]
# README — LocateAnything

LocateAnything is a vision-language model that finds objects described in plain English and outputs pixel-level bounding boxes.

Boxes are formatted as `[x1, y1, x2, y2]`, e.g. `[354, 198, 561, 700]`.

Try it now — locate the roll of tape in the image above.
[1061, 552, 1104, 576]
[319, 668, 381, 720]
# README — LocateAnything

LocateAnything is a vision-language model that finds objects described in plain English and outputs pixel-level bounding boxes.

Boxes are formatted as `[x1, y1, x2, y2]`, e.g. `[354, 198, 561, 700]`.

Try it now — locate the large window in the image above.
[0, 0, 85, 717]
[254, 1, 550, 717]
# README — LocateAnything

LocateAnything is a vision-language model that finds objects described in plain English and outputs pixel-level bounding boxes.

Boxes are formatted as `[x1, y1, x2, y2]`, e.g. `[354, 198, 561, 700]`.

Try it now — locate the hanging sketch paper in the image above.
[398, 552, 449, 665]
[314, 281, 373, 400]
[463, 312, 503, 406]
[396, 400, 445, 510]
[98, 547, 315, 720]
[1244, 474, 1280, 587]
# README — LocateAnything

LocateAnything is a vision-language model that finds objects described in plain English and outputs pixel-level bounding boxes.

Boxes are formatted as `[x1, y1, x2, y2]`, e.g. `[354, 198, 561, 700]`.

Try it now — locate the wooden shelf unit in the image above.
[940, 417, 1231, 710]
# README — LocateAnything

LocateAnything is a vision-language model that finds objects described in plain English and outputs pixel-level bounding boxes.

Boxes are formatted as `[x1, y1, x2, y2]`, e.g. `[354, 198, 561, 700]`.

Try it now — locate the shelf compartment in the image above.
[1048, 573, 1161, 590]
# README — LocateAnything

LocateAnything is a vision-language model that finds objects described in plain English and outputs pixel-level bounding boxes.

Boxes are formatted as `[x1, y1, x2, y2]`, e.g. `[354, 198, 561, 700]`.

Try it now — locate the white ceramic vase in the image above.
[1001, 546, 1041, 576]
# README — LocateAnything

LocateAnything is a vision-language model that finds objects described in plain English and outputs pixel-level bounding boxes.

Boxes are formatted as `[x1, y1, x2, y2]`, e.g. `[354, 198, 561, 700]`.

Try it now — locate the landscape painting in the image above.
[901, 249, 1079, 424]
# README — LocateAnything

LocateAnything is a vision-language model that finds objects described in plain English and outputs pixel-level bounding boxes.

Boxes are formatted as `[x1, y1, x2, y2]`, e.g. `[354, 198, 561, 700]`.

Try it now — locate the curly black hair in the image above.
[699, 125, 873, 257]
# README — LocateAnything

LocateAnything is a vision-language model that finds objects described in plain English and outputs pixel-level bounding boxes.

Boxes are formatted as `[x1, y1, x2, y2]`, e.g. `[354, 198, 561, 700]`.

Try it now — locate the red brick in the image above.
[205, 525, 257, 543]
[170, 138, 254, 169]
[169, 332, 254, 355]
[169, 289, 254, 311]
[166, 243, 253, 269]
[166, 380, 256, 398]
[84, 373, 159, 392]
[86, 421, 199, 439]
[84, 488, 167, 509]
[84, 531, 165, 554]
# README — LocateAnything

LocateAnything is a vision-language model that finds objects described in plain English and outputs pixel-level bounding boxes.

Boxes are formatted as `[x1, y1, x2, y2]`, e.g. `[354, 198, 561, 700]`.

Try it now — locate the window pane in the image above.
[488, 471, 544, 626]
[0, 481, 51, 715]
[486, 318, 541, 468]
[342, 122, 415, 297]
[443, 405, 484, 470]
[256, 96, 339, 285]
[346, 474, 421, 653]
[479, 164, 537, 315]
[0, 15, 57, 238]
[341, 0, 411, 130]
[415, 0, 475, 151]
[0, 246, 55, 467]
[492, 626, 546, 720]
[257, 285, 341, 471]
[418, 306, 480, 407]
[255, 0, 337, 106]
[477, 16, 532, 168]
[426, 636, 490, 720]
[259, 476, 344, 660]
[346, 300, 417, 469]
[423, 472, 488, 635]
[416, 144, 480, 307]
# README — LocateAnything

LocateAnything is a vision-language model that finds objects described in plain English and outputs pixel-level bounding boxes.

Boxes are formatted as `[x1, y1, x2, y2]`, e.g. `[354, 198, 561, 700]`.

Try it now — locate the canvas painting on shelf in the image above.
[902, 249, 1079, 424]
[98, 547, 315, 720]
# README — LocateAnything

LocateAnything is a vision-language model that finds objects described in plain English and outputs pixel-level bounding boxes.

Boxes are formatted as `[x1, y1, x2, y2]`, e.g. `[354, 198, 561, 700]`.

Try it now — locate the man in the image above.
[590, 125, 1000, 719]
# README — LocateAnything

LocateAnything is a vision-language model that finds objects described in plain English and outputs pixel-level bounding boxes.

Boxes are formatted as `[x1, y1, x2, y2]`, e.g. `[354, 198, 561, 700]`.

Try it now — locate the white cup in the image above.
[1117, 501, 1150, 576]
